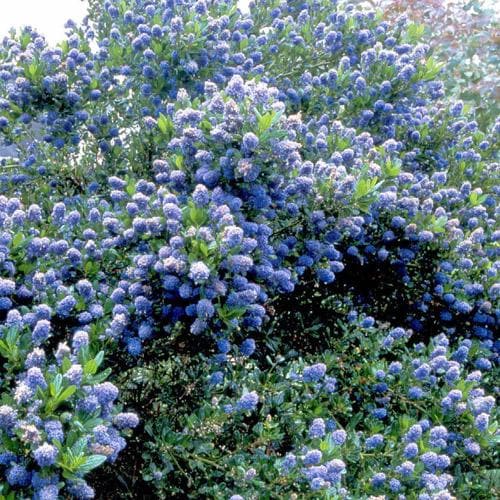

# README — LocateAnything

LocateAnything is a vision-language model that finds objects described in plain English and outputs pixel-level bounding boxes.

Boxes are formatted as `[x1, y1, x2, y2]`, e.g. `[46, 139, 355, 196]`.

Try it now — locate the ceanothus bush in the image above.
[0, 0, 497, 497]
[138, 317, 497, 498]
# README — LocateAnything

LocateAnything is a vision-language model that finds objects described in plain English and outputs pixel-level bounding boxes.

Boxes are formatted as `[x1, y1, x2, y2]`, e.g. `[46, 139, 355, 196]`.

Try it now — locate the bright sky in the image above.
[0, 0, 88, 44]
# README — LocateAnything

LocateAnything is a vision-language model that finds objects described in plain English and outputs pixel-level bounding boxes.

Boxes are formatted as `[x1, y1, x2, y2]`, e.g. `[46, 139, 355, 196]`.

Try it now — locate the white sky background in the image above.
[0, 0, 89, 44]
[0, 0, 252, 45]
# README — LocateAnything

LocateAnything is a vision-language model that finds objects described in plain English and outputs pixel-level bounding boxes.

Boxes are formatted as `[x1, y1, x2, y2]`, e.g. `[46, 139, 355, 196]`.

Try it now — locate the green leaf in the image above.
[20, 32, 31, 50]
[199, 241, 209, 258]
[94, 351, 105, 368]
[84, 359, 98, 376]
[158, 113, 174, 136]
[175, 154, 184, 169]
[84, 260, 96, 275]
[126, 179, 136, 196]
[353, 177, 380, 201]
[406, 23, 425, 43]
[0, 340, 9, 358]
[71, 437, 88, 457]
[200, 119, 212, 133]
[239, 38, 249, 51]
[188, 204, 207, 227]
[86, 368, 112, 384]
[81, 416, 104, 432]
[432, 215, 448, 233]
[421, 57, 445, 81]
[256, 109, 283, 135]
[62, 357, 72, 373]
[382, 158, 401, 178]
[50, 374, 63, 397]
[469, 192, 487, 206]
[28, 63, 38, 78]
[110, 43, 123, 62]
[77, 455, 107, 474]
[11, 232, 24, 249]
[55, 385, 77, 405]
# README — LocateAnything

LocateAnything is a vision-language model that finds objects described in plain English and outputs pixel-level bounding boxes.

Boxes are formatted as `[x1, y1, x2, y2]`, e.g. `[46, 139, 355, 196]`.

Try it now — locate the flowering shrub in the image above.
[135, 319, 498, 498]
[0, 0, 497, 498]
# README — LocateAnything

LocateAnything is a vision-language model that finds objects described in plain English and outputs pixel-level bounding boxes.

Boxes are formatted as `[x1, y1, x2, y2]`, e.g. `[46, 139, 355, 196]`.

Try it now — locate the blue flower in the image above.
[226, 75, 246, 101]
[303, 449, 322, 465]
[303, 363, 327, 382]
[217, 339, 231, 354]
[281, 453, 297, 473]
[196, 299, 215, 319]
[189, 261, 210, 283]
[242, 132, 259, 153]
[56, 296, 77, 317]
[317, 268, 335, 283]
[414, 363, 431, 380]
[361, 316, 375, 328]
[429, 426, 448, 448]
[192, 184, 210, 207]
[0, 405, 18, 431]
[463, 438, 480, 456]
[72, 331, 89, 351]
[6, 464, 31, 486]
[475, 413, 489, 432]
[370, 472, 386, 487]
[113, 413, 139, 430]
[222, 226, 244, 248]
[475, 357, 492, 371]
[67, 480, 95, 498]
[421, 451, 439, 471]
[240, 338, 256, 357]
[398, 460, 415, 477]
[371, 408, 387, 419]
[365, 434, 384, 450]
[236, 391, 259, 412]
[31, 320, 52, 346]
[308, 418, 326, 439]
[331, 429, 347, 446]
[33, 443, 58, 467]
[389, 478, 401, 492]
[404, 443, 419, 459]
[94, 382, 119, 405]
[408, 386, 425, 399]
[44, 420, 64, 443]
[26, 367, 47, 390]
[0, 276, 15, 297]
[388, 362, 402, 375]
[209, 371, 224, 385]
[127, 338, 142, 356]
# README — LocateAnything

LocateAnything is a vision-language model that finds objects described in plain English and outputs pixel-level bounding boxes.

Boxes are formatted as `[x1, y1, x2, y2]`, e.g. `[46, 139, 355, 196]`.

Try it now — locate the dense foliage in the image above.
[0, 0, 498, 498]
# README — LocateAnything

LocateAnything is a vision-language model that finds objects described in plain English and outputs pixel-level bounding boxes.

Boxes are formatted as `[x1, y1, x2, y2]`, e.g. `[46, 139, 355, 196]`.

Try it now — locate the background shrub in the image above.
[364, 0, 499, 129]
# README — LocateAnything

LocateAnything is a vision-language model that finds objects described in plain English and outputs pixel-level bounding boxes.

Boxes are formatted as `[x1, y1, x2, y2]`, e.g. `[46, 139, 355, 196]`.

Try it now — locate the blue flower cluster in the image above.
[201, 319, 496, 498]
[0, 193, 141, 495]
[277, 331, 497, 497]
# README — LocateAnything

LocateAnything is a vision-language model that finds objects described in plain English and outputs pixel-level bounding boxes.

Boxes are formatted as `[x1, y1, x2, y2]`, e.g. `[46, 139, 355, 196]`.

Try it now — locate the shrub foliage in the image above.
[0, 0, 498, 498]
